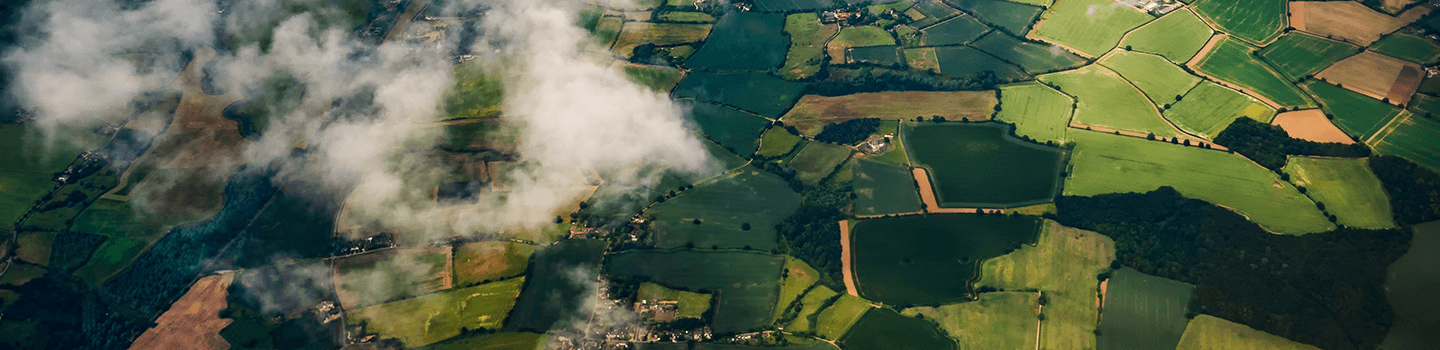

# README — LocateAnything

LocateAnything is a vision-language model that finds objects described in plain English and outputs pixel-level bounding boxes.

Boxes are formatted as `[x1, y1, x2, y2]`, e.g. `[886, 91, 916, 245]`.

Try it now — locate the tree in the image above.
[1147, 133, 1156, 140]
[693, 219, 702, 225]
[741, 223, 751, 230]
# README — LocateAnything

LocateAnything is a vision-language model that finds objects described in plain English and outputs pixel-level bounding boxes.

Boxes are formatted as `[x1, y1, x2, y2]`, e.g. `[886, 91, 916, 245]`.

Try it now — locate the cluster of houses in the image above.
[1125, 0, 1184, 15]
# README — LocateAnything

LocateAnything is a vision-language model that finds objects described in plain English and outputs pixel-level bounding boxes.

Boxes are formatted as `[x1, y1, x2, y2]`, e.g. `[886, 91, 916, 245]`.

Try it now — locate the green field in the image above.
[902, 292, 1038, 349]
[848, 46, 902, 66]
[1190, 0, 1286, 45]
[830, 26, 894, 56]
[622, 64, 685, 92]
[933, 46, 1028, 80]
[1065, 131, 1334, 235]
[592, 16, 624, 47]
[426, 332, 544, 350]
[780, 13, 838, 80]
[443, 61, 504, 121]
[1371, 113, 1440, 173]
[1165, 81, 1276, 139]
[839, 308, 956, 350]
[0, 124, 109, 231]
[851, 214, 1041, 306]
[786, 142, 851, 184]
[1099, 50, 1202, 106]
[977, 221, 1115, 349]
[815, 294, 871, 339]
[868, 120, 911, 167]
[758, 126, 802, 158]
[1176, 315, 1321, 350]
[1121, 8, 1213, 63]
[506, 239, 606, 332]
[1038, 65, 1181, 138]
[334, 249, 449, 308]
[453, 241, 534, 287]
[853, 160, 922, 216]
[1304, 80, 1404, 139]
[908, 0, 963, 28]
[349, 277, 524, 347]
[784, 285, 838, 333]
[1031, 0, 1155, 57]
[920, 15, 991, 46]
[647, 169, 801, 250]
[1380, 221, 1440, 350]
[1194, 37, 1315, 108]
[1095, 268, 1195, 350]
[685, 12, 788, 71]
[1257, 32, 1359, 81]
[906, 123, 1066, 207]
[14, 231, 55, 265]
[751, 0, 835, 12]
[1283, 157, 1395, 229]
[774, 257, 821, 321]
[70, 191, 218, 284]
[638, 282, 713, 319]
[949, 0, 1044, 35]
[604, 250, 784, 333]
[1411, 94, 1440, 117]
[997, 82, 1073, 143]
[655, 11, 716, 23]
[971, 32, 1086, 74]
[1371, 33, 1440, 64]
[672, 72, 806, 118]
[686, 102, 770, 156]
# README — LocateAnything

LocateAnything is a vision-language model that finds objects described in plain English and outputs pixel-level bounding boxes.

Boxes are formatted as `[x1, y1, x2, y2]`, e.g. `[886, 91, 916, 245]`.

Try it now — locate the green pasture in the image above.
[848, 45, 903, 66]
[611, 22, 712, 59]
[0, 123, 109, 231]
[686, 102, 770, 156]
[1258, 32, 1359, 81]
[1371, 113, 1440, 173]
[1190, 0, 1286, 45]
[656, 11, 716, 23]
[1194, 37, 1315, 108]
[851, 214, 1041, 306]
[751, 0, 834, 12]
[774, 257, 821, 322]
[1410, 94, 1440, 117]
[902, 292, 1038, 350]
[638, 282, 713, 319]
[622, 64, 684, 92]
[1038, 65, 1180, 138]
[349, 277, 525, 347]
[977, 221, 1115, 350]
[934, 46, 1028, 80]
[1165, 81, 1276, 139]
[905, 47, 940, 72]
[852, 159, 922, 216]
[949, 0, 1044, 35]
[453, 241, 534, 287]
[592, 16, 623, 47]
[1099, 50, 1202, 106]
[1065, 131, 1335, 234]
[647, 168, 801, 250]
[908, 0, 963, 28]
[906, 123, 1065, 207]
[1121, 8, 1213, 63]
[1380, 221, 1440, 350]
[443, 61, 504, 121]
[971, 32, 1086, 74]
[780, 91, 998, 136]
[758, 126, 803, 158]
[1283, 157, 1395, 229]
[1177, 315, 1320, 350]
[815, 294, 871, 340]
[839, 308, 956, 350]
[786, 142, 851, 185]
[672, 71, 806, 118]
[604, 250, 785, 334]
[1031, 0, 1154, 57]
[334, 249, 450, 308]
[506, 239, 606, 332]
[921, 15, 990, 46]
[1303, 80, 1404, 139]
[686, 12, 788, 71]
[784, 285, 837, 333]
[1371, 33, 1440, 64]
[996, 82, 1072, 143]
[868, 120, 911, 167]
[780, 13, 838, 80]
[1095, 268, 1195, 350]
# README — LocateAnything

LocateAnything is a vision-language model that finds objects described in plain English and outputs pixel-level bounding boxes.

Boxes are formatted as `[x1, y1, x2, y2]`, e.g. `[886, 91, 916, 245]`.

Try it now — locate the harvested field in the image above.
[1283, 157, 1395, 229]
[977, 221, 1115, 350]
[1096, 268, 1195, 350]
[972, 31, 1085, 75]
[1192, 36, 1316, 109]
[454, 241, 535, 287]
[1303, 80, 1405, 140]
[130, 274, 234, 350]
[839, 220, 857, 297]
[1371, 33, 1440, 64]
[996, 81, 1072, 143]
[1316, 51, 1424, 104]
[1031, 0, 1154, 57]
[1038, 64, 1182, 138]
[1290, 1, 1431, 46]
[827, 26, 894, 64]
[1121, 8, 1213, 63]
[902, 292, 1038, 350]
[1257, 32, 1359, 81]
[1165, 81, 1276, 139]
[779, 91, 996, 136]
[1176, 315, 1320, 350]
[1271, 109, 1356, 144]
[1191, 0, 1286, 45]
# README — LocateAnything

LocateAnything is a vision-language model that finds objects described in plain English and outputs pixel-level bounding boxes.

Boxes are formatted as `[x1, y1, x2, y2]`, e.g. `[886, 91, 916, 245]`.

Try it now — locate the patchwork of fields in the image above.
[1122, 8, 1212, 63]
[1283, 157, 1395, 229]
[604, 250, 785, 333]
[851, 214, 1041, 306]
[1031, 0, 1154, 57]
[647, 169, 801, 250]
[1193, 37, 1316, 108]
[1039, 64, 1181, 138]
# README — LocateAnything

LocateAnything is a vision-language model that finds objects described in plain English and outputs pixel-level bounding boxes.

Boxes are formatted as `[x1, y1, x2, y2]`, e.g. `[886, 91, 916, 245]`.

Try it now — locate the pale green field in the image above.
[638, 282, 713, 319]
[1039, 65, 1180, 138]
[1032, 0, 1156, 56]
[781, 13, 838, 80]
[1100, 50, 1202, 107]
[1177, 315, 1321, 350]
[758, 126, 803, 158]
[901, 292, 1039, 350]
[815, 294, 872, 340]
[785, 285, 838, 333]
[774, 257, 821, 322]
[997, 82, 1073, 143]
[977, 221, 1115, 350]
[1283, 157, 1395, 229]
[1065, 131, 1335, 235]
[1165, 81, 1276, 139]
[1121, 8, 1213, 63]
[348, 277, 525, 347]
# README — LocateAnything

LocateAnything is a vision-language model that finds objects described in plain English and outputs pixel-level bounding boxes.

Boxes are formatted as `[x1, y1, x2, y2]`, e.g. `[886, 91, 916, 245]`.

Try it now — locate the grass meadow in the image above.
[1095, 268, 1194, 350]
[815, 294, 872, 340]
[902, 292, 1038, 349]
[851, 214, 1041, 306]
[1190, 0, 1286, 45]
[672, 71, 807, 118]
[780, 13, 838, 80]
[949, 0, 1044, 35]
[971, 32, 1086, 74]
[852, 160, 922, 216]
[1257, 32, 1359, 81]
[348, 277, 524, 347]
[839, 308, 956, 350]
[1031, 0, 1154, 57]
[848, 46, 903, 66]
[908, 0, 963, 28]
[773, 257, 821, 322]
[647, 168, 802, 250]
[638, 282, 713, 319]
[685, 12, 788, 71]
[977, 221, 1115, 349]
[1038, 65, 1181, 138]
[906, 123, 1065, 207]
[934, 46, 1029, 80]
[1370, 113, 1440, 173]
[1164, 81, 1276, 139]
[1194, 37, 1315, 108]
[686, 101, 770, 156]
[1303, 80, 1404, 139]
[827, 26, 894, 64]
[920, 15, 991, 46]
[622, 64, 684, 92]
[453, 241, 534, 287]
[1371, 33, 1440, 64]
[1121, 9, 1213, 63]
[610, 22, 712, 59]
[996, 82, 1072, 143]
[784, 285, 838, 333]
[604, 250, 785, 334]
[1099, 50, 1202, 107]
[1176, 315, 1320, 350]
[786, 142, 852, 184]
[1283, 157, 1395, 229]
[758, 126, 802, 158]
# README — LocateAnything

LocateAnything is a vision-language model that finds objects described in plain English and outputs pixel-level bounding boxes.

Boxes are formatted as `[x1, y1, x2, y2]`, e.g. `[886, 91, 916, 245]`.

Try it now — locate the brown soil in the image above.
[839, 220, 858, 297]
[1184, 33, 1224, 67]
[1271, 110, 1357, 144]
[1097, 278, 1108, 309]
[1382, 0, 1421, 14]
[1289, 2, 1309, 31]
[1389, 66, 1423, 105]
[129, 274, 235, 350]
[1317, 51, 1423, 101]
[1291, 1, 1432, 46]
[782, 91, 997, 135]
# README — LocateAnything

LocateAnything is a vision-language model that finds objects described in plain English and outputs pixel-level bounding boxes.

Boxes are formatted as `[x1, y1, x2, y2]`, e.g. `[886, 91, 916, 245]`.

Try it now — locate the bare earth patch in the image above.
[1290, 2, 1432, 46]
[839, 219, 858, 297]
[1272, 110, 1356, 144]
[1316, 51, 1423, 102]
[129, 274, 234, 350]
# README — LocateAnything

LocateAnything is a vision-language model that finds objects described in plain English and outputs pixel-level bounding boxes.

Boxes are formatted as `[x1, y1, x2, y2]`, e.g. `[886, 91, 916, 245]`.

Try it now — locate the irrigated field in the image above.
[933, 46, 1029, 80]
[506, 239, 606, 332]
[827, 26, 894, 64]
[453, 241, 534, 287]
[647, 169, 801, 250]
[1191, 0, 1286, 45]
[1290, 1, 1431, 46]
[950, 0, 1044, 35]
[685, 12, 788, 71]
[1283, 157, 1395, 229]
[1370, 113, 1440, 173]
[1176, 315, 1320, 350]
[853, 160, 922, 216]
[1303, 80, 1404, 140]
[996, 82, 1072, 143]
[906, 123, 1065, 207]
[758, 126, 802, 158]
[1031, 0, 1154, 57]
[1100, 50, 1201, 106]
[672, 72, 806, 118]
[1194, 37, 1315, 108]
[786, 142, 852, 184]
[971, 32, 1086, 74]
[920, 15, 990, 46]
[902, 292, 1038, 350]
[1316, 51, 1424, 103]
[839, 308, 956, 350]
[604, 250, 784, 334]
[348, 277, 524, 347]
[610, 22, 712, 59]
[1121, 9, 1213, 63]
[780, 91, 997, 136]
[977, 221, 1115, 350]
[1165, 81, 1276, 139]
[1065, 131, 1335, 235]
[686, 102, 770, 156]
[1257, 32, 1359, 81]
[1371, 33, 1440, 64]
[1095, 268, 1195, 350]
[780, 13, 839, 80]
[1380, 221, 1440, 350]
[1038, 65, 1181, 138]
[851, 214, 1041, 306]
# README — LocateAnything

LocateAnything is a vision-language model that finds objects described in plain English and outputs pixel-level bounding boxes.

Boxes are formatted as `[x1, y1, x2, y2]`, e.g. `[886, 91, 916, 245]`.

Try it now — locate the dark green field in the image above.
[1096, 268, 1195, 350]
[505, 239, 607, 332]
[971, 32, 1086, 75]
[908, 0, 964, 28]
[1370, 33, 1440, 65]
[1380, 221, 1440, 350]
[672, 72, 806, 118]
[1257, 32, 1358, 81]
[851, 214, 1041, 306]
[906, 123, 1065, 208]
[1194, 37, 1315, 108]
[853, 160, 922, 216]
[950, 0, 1042, 35]
[686, 102, 771, 156]
[1304, 80, 1404, 139]
[647, 168, 802, 251]
[604, 250, 785, 334]
[838, 308, 956, 350]
[848, 45, 903, 66]
[1410, 94, 1440, 117]
[934, 46, 1028, 81]
[920, 15, 990, 46]
[685, 12, 788, 71]
[751, 0, 834, 12]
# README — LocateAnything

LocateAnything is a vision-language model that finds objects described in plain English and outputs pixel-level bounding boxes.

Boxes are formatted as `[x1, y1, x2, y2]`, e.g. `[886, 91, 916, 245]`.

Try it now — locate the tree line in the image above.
[1212, 118, 1370, 170]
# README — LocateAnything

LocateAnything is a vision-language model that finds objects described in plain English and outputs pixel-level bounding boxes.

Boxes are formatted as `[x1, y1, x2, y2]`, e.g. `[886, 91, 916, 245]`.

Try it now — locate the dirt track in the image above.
[129, 274, 235, 350]
[911, 167, 1005, 214]
[1272, 110, 1357, 144]
[839, 220, 859, 297]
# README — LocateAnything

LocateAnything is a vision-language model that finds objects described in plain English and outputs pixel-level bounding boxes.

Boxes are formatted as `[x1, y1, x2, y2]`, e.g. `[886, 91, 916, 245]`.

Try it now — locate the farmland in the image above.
[949, 0, 1044, 35]
[1099, 50, 1202, 106]
[1316, 51, 1424, 103]
[637, 282, 712, 319]
[847, 46, 902, 66]
[901, 292, 1038, 350]
[333, 248, 450, 308]
[906, 123, 1065, 207]
[1031, 0, 1154, 57]
[1282, 157, 1395, 229]
[783, 285, 838, 333]
[838, 308, 955, 350]
[348, 277, 525, 347]
[672, 72, 806, 118]
[977, 221, 1115, 350]
[1411, 94, 1440, 116]
[751, 0, 834, 12]
[622, 64, 685, 92]
[904, 47, 939, 72]
[1095, 268, 1195, 350]
[1065, 131, 1335, 235]
[780, 13, 838, 80]
[686, 102, 770, 156]
[971, 32, 1086, 74]
[1194, 37, 1316, 108]
[1380, 221, 1440, 350]
[757, 126, 802, 158]
[1164, 81, 1276, 139]
[647, 169, 801, 250]
[850, 214, 1041, 306]
[933, 46, 1028, 80]
[773, 257, 820, 321]
[443, 62, 504, 121]
[685, 12, 788, 71]
[814, 294, 871, 339]
[1176, 315, 1321, 350]
[1257, 32, 1359, 81]
[610, 22, 712, 59]
[1121, 9, 1213, 63]
[1191, 0, 1286, 45]
[453, 241, 535, 287]
[1038, 65, 1181, 138]
[780, 91, 996, 136]
[14, 231, 54, 265]
[1271, 109, 1357, 144]
[786, 142, 852, 185]
[0, 123, 110, 230]
[907, 0, 964, 28]
[996, 82, 1071, 143]
[827, 26, 894, 65]
[852, 160, 922, 216]
[920, 15, 990, 46]
[1303, 80, 1404, 139]
[1289, 1, 1430, 46]
[427, 332, 544, 350]
[592, 16, 623, 47]
[604, 250, 784, 334]
[1370, 113, 1440, 173]
[128, 274, 233, 350]
[1371, 33, 1440, 64]
[506, 239, 606, 332]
